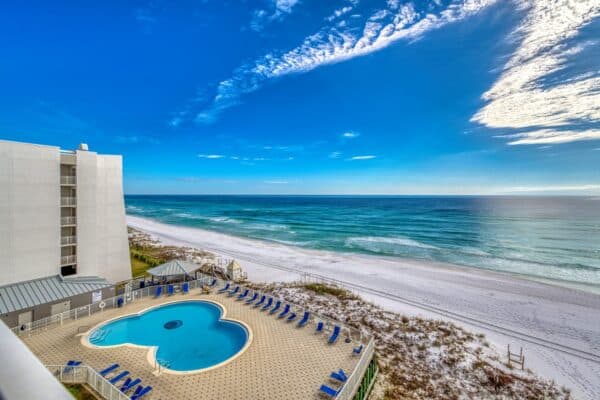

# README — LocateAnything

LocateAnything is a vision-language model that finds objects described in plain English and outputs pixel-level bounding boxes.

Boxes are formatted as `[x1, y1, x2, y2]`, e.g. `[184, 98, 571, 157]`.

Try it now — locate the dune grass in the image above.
[64, 384, 97, 400]
[301, 283, 358, 300]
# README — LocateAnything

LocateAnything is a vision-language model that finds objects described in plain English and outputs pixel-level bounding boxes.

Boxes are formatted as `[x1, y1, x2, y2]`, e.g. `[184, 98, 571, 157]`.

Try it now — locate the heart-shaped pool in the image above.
[86, 300, 250, 373]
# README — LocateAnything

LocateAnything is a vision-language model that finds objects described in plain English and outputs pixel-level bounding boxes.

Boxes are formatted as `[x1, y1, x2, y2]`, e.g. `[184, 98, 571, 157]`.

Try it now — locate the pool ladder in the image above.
[155, 358, 172, 375]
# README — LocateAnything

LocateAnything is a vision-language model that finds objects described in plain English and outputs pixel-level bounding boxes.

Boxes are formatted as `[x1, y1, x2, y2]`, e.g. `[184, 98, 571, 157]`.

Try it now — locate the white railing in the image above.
[61, 236, 76, 245]
[60, 176, 76, 185]
[61, 197, 76, 206]
[61, 216, 77, 225]
[10, 279, 208, 336]
[47, 364, 130, 400]
[13, 274, 375, 398]
[336, 339, 375, 400]
[61, 255, 77, 265]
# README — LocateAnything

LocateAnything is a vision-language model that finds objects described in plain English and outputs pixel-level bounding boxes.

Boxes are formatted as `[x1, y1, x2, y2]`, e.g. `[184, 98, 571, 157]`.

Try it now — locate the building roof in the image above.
[146, 260, 201, 277]
[0, 275, 112, 315]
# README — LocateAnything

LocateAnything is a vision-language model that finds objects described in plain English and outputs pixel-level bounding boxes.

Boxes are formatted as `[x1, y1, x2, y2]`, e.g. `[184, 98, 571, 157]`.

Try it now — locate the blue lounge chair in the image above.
[182, 282, 189, 294]
[319, 384, 339, 397]
[154, 286, 162, 298]
[278, 304, 290, 319]
[286, 312, 297, 322]
[269, 301, 282, 315]
[316, 321, 324, 333]
[237, 289, 249, 300]
[64, 360, 81, 373]
[99, 364, 119, 376]
[131, 386, 143, 397]
[167, 284, 174, 295]
[328, 325, 341, 344]
[121, 377, 142, 392]
[245, 292, 258, 304]
[109, 371, 129, 384]
[131, 386, 152, 400]
[261, 297, 273, 310]
[297, 311, 310, 328]
[330, 369, 347, 383]
[227, 286, 240, 297]
[254, 295, 266, 307]
[353, 344, 364, 355]
[218, 283, 231, 293]
[208, 278, 217, 287]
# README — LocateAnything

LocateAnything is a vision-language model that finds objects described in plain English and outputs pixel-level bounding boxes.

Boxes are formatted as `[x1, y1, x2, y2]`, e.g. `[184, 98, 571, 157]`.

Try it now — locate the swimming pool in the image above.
[86, 300, 250, 373]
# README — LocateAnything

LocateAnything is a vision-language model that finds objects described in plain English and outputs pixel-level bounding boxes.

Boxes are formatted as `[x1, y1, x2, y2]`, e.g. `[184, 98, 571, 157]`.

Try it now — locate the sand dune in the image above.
[128, 215, 600, 399]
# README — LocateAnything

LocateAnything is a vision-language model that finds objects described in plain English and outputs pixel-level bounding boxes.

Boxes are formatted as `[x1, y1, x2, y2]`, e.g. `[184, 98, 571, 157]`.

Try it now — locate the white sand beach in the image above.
[128, 215, 600, 400]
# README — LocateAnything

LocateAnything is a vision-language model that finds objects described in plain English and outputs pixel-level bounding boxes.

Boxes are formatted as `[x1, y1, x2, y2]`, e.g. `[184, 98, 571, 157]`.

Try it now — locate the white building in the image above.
[0, 140, 131, 326]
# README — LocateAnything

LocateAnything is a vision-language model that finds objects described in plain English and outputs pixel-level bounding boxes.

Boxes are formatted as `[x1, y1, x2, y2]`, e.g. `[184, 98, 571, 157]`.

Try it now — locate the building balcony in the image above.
[60, 255, 77, 266]
[60, 176, 76, 185]
[61, 197, 76, 206]
[61, 236, 77, 246]
[61, 216, 77, 226]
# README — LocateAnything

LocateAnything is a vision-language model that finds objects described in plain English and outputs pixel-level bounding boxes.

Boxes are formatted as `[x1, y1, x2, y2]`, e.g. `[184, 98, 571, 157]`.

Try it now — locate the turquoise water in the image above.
[125, 195, 600, 288]
[89, 301, 248, 371]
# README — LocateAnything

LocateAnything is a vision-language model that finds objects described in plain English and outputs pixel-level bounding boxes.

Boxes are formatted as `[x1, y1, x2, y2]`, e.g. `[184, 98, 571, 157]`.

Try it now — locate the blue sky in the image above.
[1, 0, 599, 195]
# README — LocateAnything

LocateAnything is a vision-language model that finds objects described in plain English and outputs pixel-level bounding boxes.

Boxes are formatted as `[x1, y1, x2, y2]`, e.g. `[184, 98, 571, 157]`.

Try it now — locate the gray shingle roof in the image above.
[0, 275, 112, 314]
[146, 259, 201, 277]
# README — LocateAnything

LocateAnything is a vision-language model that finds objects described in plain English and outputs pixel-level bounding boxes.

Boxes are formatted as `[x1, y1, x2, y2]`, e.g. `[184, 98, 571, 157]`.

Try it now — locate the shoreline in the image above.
[127, 214, 600, 400]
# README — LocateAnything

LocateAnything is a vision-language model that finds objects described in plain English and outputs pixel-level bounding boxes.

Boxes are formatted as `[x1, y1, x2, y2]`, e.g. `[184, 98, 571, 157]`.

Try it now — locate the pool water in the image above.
[88, 301, 248, 372]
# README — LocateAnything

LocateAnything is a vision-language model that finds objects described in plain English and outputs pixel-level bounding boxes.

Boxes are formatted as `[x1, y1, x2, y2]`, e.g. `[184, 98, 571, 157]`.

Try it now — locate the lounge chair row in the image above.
[319, 368, 348, 398]
[217, 282, 312, 328]
[98, 363, 152, 399]
[218, 282, 363, 351]
[153, 281, 193, 298]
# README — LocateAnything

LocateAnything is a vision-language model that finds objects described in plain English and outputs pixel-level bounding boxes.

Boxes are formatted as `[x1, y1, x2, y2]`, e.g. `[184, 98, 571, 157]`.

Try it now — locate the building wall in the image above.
[0, 140, 131, 287]
[0, 286, 116, 328]
[0, 321, 73, 400]
[77, 151, 131, 283]
[0, 141, 60, 286]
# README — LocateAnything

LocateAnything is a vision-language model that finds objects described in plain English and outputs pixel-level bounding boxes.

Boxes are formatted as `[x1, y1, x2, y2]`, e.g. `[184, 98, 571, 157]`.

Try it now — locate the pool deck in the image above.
[22, 288, 359, 399]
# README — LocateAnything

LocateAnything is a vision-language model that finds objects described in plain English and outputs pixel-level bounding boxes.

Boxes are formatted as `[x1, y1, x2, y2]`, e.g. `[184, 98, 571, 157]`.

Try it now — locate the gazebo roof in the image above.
[146, 260, 201, 277]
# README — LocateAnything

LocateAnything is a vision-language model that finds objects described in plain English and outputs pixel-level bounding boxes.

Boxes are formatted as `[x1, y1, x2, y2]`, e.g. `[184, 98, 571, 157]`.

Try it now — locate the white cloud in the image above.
[503, 184, 600, 193]
[196, 0, 498, 123]
[264, 180, 289, 184]
[275, 0, 299, 14]
[350, 155, 376, 160]
[326, 6, 353, 22]
[329, 151, 342, 158]
[387, 0, 400, 11]
[251, 0, 300, 31]
[197, 154, 225, 159]
[471, 0, 600, 145]
[342, 131, 360, 138]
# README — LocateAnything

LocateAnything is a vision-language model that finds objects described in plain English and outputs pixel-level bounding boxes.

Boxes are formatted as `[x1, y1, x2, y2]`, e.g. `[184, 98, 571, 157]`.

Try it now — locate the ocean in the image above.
[125, 195, 600, 288]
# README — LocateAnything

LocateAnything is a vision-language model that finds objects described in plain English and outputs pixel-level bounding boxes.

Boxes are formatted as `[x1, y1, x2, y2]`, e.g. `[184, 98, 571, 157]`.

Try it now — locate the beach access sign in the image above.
[92, 291, 102, 303]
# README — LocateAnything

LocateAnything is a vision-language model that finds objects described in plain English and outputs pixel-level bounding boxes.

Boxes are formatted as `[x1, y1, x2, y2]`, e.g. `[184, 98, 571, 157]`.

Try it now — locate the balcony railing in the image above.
[60, 255, 76, 265]
[61, 197, 76, 206]
[61, 236, 76, 245]
[60, 176, 76, 185]
[61, 216, 76, 225]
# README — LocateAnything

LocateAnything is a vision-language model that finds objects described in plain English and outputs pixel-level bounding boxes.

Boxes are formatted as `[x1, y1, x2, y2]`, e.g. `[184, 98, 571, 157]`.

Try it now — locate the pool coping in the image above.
[80, 298, 254, 375]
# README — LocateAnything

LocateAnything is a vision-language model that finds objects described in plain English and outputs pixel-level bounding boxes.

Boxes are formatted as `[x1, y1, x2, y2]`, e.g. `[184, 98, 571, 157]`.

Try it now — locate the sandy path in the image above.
[128, 215, 600, 400]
